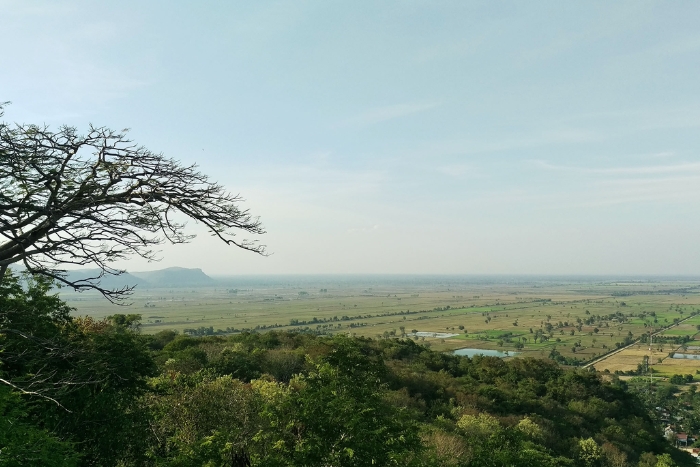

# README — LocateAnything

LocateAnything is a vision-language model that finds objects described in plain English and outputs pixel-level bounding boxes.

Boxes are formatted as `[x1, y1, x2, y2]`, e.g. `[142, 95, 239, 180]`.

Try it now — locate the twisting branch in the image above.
[0, 376, 66, 409]
[0, 103, 266, 300]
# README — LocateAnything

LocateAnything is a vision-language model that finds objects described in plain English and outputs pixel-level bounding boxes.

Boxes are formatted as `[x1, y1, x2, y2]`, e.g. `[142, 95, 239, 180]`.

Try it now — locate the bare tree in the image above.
[0, 103, 265, 300]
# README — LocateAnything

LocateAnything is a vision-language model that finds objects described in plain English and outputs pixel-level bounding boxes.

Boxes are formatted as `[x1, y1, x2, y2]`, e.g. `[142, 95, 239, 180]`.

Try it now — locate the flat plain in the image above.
[63, 276, 700, 375]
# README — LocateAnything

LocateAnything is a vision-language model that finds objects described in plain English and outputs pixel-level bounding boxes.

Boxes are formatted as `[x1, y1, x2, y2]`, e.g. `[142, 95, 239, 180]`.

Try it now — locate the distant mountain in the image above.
[63, 269, 149, 290]
[60, 267, 215, 289]
[130, 267, 215, 287]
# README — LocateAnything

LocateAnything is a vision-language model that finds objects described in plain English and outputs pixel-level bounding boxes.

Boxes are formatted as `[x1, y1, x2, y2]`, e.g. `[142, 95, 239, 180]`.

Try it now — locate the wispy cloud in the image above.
[626, 34, 700, 61]
[348, 224, 380, 233]
[414, 36, 486, 63]
[581, 175, 700, 207]
[646, 151, 675, 159]
[533, 160, 700, 176]
[235, 162, 388, 201]
[404, 129, 600, 159]
[435, 164, 472, 178]
[341, 101, 441, 127]
[0, 1, 151, 119]
[0, 0, 75, 17]
[527, 159, 700, 208]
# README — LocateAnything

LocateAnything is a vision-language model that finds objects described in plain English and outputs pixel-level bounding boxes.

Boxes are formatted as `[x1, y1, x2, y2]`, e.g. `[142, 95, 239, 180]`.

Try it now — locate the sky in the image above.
[2, 1, 700, 275]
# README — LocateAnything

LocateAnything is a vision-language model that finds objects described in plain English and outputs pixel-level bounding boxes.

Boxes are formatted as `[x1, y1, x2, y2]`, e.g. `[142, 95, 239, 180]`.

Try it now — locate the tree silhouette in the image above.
[0, 104, 265, 300]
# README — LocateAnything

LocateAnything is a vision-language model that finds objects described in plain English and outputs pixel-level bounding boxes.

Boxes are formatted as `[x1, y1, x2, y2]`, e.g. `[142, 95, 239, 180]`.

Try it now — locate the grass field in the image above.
[63, 276, 700, 372]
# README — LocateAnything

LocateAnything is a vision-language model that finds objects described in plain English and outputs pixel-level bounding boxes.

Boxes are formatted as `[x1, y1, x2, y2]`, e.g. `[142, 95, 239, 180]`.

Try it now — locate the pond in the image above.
[453, 348, 520, 358]
[410, 332, 460, 338]
[672, 353, 700, 360]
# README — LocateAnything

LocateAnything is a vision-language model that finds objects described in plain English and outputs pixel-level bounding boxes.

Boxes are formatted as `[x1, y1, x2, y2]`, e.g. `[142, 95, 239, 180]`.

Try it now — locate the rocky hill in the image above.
[64, 267, 215, 289]
[130, 267, 215, 287]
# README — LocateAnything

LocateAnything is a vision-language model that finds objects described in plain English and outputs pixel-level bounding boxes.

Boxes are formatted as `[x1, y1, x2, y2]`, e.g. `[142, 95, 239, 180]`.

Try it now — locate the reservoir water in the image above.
[672, 353, 700, 360]
[410, 332, 460, 338]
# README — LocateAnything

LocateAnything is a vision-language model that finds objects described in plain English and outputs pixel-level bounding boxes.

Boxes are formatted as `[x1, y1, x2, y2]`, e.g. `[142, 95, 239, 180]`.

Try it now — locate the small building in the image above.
[664, 425, 675, 438]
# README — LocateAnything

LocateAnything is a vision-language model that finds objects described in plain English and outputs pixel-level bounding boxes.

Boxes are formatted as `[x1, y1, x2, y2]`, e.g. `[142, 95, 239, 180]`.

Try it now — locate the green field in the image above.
[63, 277, 700, 368]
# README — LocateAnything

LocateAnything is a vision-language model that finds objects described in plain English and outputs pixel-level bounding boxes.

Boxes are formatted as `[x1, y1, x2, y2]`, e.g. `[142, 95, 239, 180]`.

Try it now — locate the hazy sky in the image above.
[2, 1, 700, 275]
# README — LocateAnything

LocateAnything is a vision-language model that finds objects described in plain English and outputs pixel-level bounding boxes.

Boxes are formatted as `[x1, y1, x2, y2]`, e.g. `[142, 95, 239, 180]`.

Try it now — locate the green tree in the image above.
[0, 386, 79, 467]
[655, 453, 677, 467]
[146, 373, 268, 466]
[578, 438, 601, 467]
[454, 412, 569, 466]
[0, 271, 156, 466]
[284, 339, 421, 466]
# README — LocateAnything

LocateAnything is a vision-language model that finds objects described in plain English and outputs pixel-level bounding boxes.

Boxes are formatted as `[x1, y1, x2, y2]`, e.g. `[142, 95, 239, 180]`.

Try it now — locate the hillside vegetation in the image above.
[0, 272, 694, 466]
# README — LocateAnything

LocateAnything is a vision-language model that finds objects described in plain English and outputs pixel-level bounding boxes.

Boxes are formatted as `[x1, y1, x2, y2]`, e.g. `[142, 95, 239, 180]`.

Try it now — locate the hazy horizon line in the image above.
[209, 272, 700, 279]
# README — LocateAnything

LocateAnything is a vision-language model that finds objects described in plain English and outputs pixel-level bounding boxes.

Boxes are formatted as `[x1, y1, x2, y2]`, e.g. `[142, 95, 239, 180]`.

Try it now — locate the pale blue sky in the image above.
[2, 1, 700, 274]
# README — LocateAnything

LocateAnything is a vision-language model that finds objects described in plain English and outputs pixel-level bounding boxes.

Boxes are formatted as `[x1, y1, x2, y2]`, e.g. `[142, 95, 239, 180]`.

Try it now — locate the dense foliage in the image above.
[0, 274, 695, 466]
[0, 273, 156, 465]
[627, 375, 700, 443]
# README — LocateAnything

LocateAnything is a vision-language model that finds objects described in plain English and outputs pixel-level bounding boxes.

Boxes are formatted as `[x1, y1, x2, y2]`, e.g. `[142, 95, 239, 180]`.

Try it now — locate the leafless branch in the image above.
[0, 376, 67, 409]
[0, 104, 266, 300]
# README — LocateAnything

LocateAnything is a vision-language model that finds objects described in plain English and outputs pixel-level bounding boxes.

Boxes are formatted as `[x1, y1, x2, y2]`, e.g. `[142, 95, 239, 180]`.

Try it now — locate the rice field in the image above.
[63, 277, 700, 368]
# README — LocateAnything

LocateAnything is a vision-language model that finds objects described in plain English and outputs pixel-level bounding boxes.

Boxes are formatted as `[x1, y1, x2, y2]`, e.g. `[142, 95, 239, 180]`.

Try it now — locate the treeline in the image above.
[0, 272, 695, 466]
[642, 334, 695, 346]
